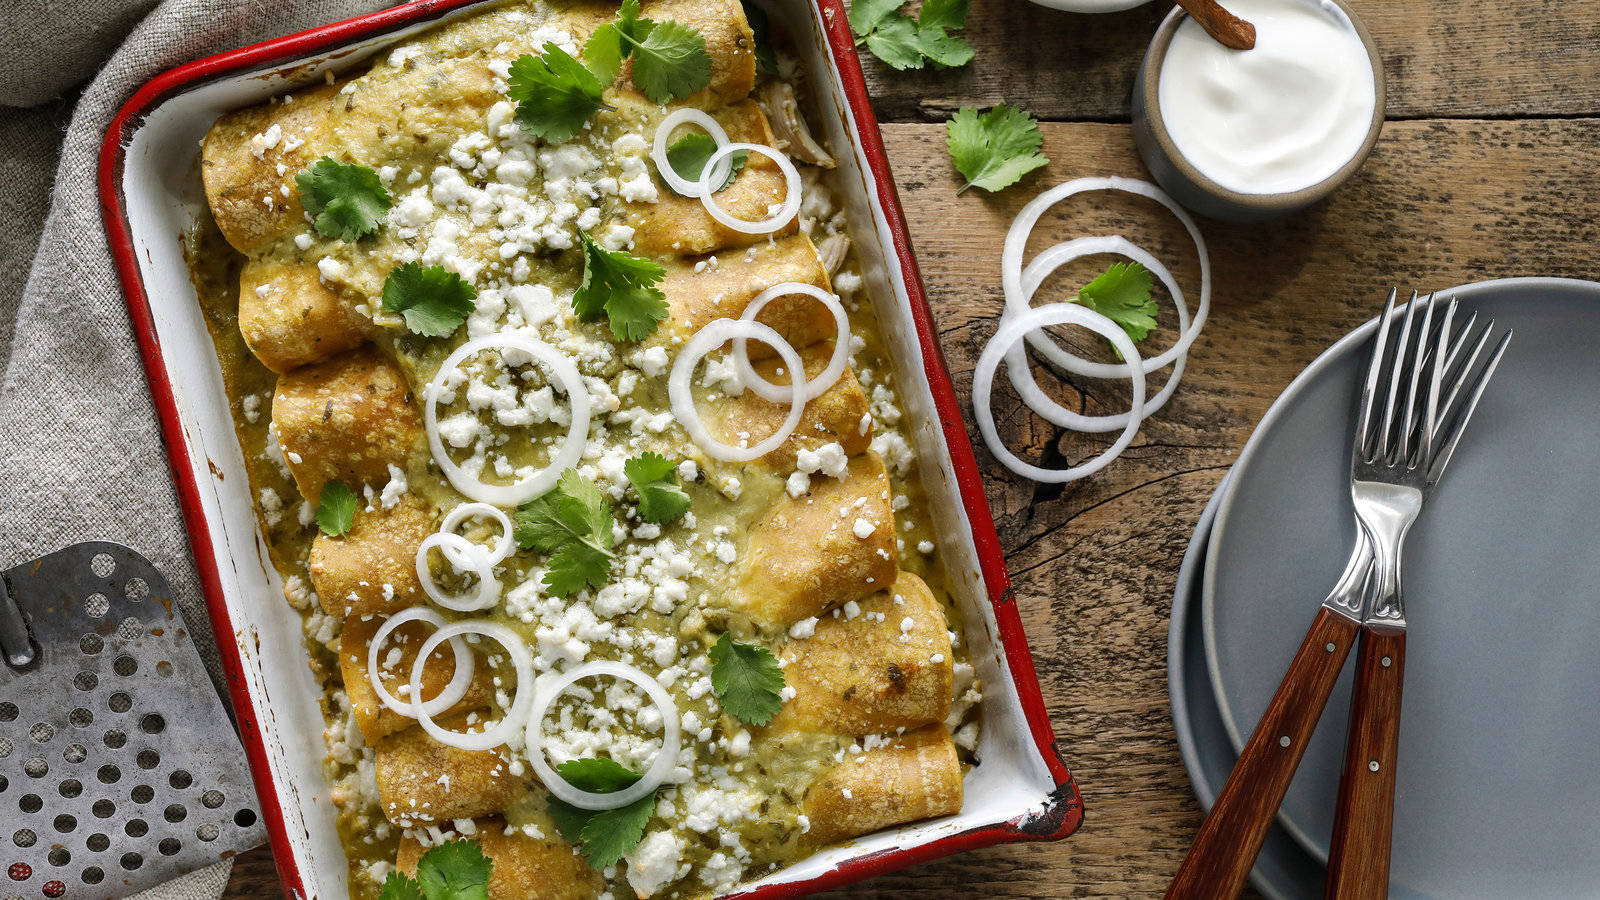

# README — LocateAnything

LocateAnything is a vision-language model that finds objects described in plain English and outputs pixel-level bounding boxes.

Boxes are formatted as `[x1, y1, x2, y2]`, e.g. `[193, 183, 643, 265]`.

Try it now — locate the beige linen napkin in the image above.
[0, 0, 389, 894]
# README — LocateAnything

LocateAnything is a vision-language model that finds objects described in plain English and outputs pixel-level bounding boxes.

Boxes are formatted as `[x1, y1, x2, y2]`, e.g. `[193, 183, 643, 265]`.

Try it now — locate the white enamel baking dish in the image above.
[98, 1, 1084, 895]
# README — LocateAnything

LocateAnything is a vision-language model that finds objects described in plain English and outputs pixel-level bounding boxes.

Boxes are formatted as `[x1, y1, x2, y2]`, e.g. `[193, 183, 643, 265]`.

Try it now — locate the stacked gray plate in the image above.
[1171, 278, 1600, 899]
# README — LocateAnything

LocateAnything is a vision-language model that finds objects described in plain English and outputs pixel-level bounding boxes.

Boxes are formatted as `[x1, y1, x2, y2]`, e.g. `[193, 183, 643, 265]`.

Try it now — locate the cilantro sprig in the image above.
[1076, 261, 1157, 344]
[742, 0, 779, 75]
[574, 233, 670, 341]
[382, 262, 478, 337]
[295, 157, 393, 241]
[945, 104, 1049, 194]
[710, 633, 786, 726]
[624, 452, 691, 524]
[315, 481, 357, 537]
[378, 838, 492, 900]
[547, 758, 659, 870]
[849, 0, 974, 71]
[585, 0, 713, 104]
[508, 45, 608, 144]
[663, 132, 748, 194]
[514, 469, 616, 596]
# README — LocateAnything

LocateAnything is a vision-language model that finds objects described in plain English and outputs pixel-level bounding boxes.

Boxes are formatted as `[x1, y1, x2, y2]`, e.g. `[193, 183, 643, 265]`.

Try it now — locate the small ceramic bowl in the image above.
[1131, 0, 1385, 223]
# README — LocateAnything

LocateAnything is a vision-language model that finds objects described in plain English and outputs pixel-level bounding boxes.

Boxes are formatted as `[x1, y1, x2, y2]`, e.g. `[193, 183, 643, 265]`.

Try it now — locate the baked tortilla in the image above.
[375, 716, 524, 827]
[238, 255, 375, 374]
[396, 819, 602, 900]
[271, 345, 420, 503]
[728, 452, 897, 630]
[340, 612, 499, 744]
[310, 495, 432, 618]
[773, 571, 953, 735]
[801, 725, 964, 846]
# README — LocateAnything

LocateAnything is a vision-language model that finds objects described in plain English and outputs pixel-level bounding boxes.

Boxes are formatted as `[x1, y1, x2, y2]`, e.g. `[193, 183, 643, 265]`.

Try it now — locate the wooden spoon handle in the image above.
[1326, 627, 1407, 899]
[1173, 0, 1257, 50]
[1166, 606, 1359, 900]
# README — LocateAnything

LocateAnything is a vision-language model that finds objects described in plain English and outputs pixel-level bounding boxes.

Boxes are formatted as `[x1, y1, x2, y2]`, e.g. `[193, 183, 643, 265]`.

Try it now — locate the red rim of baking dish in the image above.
[96, 1, 1084, 895]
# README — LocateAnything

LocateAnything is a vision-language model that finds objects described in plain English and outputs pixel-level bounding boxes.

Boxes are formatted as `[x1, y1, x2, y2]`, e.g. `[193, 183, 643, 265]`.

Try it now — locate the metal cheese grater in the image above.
[0, 542, 265, 899]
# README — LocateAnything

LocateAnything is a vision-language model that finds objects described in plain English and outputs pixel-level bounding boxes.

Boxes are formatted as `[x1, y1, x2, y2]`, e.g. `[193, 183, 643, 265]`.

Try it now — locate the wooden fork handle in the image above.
[1326, 627, 1407, 899]
[1166, 606, 1360, 900]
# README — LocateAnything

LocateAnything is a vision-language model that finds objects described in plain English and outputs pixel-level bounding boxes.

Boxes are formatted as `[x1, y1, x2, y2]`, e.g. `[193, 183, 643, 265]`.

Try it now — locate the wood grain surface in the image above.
[225, 0, 1600, 896]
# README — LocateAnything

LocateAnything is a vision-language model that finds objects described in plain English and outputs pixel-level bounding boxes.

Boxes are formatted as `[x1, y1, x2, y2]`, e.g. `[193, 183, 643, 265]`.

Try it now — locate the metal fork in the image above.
[1324, 291, 1511, 898]
[1167, 290, 1511, 900]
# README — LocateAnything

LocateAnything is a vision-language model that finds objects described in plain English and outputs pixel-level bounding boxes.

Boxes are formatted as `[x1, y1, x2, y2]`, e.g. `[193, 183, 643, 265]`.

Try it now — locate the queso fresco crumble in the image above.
[190, 0, 981, 896]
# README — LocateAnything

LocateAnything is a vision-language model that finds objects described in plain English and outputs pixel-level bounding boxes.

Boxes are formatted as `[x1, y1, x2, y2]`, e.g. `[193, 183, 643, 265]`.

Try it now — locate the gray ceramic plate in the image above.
[1169, 471, 1324, 900]
[1203, 278, 1600, 899]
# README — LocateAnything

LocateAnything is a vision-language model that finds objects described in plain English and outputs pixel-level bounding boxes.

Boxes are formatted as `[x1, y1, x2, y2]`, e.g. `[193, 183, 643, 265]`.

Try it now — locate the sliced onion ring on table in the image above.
[1003, 177, 1210, 378]
[410, 620, 534, 752]
[1006, 236, 1188, 431]
[525, 661, 682, 811]
[415, 532, 501, 612]
[696, 142, 802, 235]
[669, 318, 806, 461]
[974, 302, 1147, 484]
[439, 501, 515, 567]
[731, 282, 850, 402]
[424, 334, 591, 507]
[366, 607, 476, 719]
[651, 108, 736, 197]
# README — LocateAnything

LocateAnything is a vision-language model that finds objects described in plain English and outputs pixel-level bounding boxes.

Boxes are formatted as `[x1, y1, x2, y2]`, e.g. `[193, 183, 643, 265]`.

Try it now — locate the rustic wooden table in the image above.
[225, 0, 1600, 895]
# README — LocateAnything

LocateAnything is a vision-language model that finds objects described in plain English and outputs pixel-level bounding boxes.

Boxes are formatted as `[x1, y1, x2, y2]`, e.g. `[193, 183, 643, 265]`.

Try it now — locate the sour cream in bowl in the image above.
[1131, 0, 1384, 222]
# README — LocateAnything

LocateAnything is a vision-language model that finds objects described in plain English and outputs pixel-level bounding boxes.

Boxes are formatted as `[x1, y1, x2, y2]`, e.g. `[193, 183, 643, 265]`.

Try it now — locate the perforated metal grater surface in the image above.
[0, 542, 265, 899]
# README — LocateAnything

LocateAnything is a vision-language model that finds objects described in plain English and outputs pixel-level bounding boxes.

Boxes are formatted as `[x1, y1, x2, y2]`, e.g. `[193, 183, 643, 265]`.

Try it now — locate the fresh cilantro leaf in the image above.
[546, 759, 657, 871]
[544, 542, 614, 596]
[628, 19, 713, 103]
[945, 104, 1049, 194]
[851, 0, 973, 71]
[513, 469, 615, 596]
[574, 233, 669, 341]
[508, 44, 607, 143]
[295, 157, 392, 241]
[916, 26, 974, 68]
[415, 839, 493, 900]
[377, 871, 424, 900]
[624, 452, 691, 524]
[1076, 261, 1158, 343]
[664, 132, 748, 194]
[918, 0, 970, 31]
[848, 0, 903, 37]
[577, 794, 655, 870]
[709, 633, 786, 726]
[582, 23, 627, 86]
[863, 16, 925, 70]
[315, 481, 357, 537]
[381, 262, 477, 337]
[742, 0, 779, 74]
[558, 757, 643, 793]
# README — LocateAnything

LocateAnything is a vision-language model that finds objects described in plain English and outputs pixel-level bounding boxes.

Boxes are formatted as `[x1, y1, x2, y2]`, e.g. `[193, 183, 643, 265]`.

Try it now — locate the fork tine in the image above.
[1437, 317, 1495, 427]
[1355, 287, 1400, 460]
[1422, 299, 1455, 466]
[1428, 329, 1512, 484]
[1378, 291, 1420, 463]
[1400, 293, 1438, 465]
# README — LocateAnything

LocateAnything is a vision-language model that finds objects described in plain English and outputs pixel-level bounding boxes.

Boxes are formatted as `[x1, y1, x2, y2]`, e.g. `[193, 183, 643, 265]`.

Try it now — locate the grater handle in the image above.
[0, 576, 36, 668]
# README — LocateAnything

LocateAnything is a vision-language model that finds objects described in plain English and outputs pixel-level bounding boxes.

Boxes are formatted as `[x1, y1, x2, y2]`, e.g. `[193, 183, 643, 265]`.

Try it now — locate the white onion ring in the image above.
[975, 303, 1147, 483]
[439, 502, 515, 567]
[416, 532, 501, 612]
[1006, 236, 1189, 432]
[423, 334, 591, 507]
[525, 661, 681, 811]
[651, 108, 734, 198]
[669, 319, 806, 461]
[411, 620, 534, 752]
[366, 607, 477, 720]
[1003, 177, 1210, 378]
[697, 142, 802, 235]
[732, 283, 850, 403]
